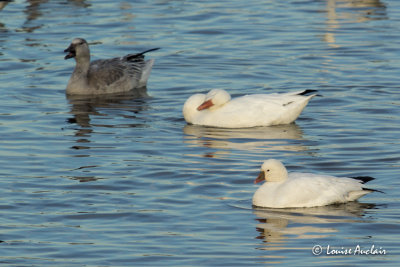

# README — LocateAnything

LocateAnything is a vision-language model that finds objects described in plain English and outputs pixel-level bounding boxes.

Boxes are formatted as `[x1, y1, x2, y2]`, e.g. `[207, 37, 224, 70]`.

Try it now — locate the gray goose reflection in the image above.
[66, 90, 149, 137]
[65, 92, 150, 182]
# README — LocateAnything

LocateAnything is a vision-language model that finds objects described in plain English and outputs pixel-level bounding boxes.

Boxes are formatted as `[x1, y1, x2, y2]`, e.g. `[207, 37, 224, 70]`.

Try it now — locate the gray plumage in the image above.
[64, 38, 159, 95]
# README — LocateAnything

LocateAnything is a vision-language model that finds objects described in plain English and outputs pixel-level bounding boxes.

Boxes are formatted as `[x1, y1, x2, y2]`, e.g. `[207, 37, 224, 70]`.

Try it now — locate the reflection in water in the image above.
[66, 90, 149, 181]
[0, 0, 10, 11]
[324, 0, 387, 47]
[253, 202, 376, 254]
[0, 0, 11, 32]
[183, 123, 310, 158]
[67, 88, 149, 135]
[5, 0, 90, 33]
[24, 0, 48, 27]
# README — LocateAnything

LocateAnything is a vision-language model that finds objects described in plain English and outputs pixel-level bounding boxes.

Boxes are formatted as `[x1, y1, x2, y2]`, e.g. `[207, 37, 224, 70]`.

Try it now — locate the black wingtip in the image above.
[353, 176, 384, 194]
[142, 47, 160, 54]
[126, 48, 160, 61]
[298, 89, 318, 96]
[351, 176, 375, 184]
[136, 48, 160, 56]
[363, 187, 385, 194]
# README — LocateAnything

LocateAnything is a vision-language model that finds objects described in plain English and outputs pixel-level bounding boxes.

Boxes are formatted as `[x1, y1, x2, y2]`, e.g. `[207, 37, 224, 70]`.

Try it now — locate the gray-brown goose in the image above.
[64, 38, 159, 95]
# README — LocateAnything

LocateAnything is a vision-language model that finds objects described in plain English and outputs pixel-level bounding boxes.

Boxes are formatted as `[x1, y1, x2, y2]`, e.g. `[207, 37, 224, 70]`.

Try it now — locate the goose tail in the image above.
[139, 59, 155, 87]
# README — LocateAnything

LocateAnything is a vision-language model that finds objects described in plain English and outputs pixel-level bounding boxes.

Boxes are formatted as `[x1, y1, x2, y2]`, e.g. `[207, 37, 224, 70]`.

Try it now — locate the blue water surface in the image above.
[0, 0, 399, 266]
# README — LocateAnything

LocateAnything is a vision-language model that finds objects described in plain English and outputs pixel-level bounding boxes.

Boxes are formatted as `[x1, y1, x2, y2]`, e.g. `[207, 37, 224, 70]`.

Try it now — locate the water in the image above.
[1, 0, 399, 266]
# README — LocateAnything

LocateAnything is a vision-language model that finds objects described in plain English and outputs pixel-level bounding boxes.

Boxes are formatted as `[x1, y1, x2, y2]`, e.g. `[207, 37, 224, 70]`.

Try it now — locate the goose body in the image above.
[64, 38, 158, 95]
[183, 89, 316, 128]
[252, 159, 381, 208]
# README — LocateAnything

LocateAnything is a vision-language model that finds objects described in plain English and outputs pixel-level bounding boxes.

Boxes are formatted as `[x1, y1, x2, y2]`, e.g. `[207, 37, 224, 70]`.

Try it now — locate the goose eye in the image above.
[266, 169, 270, 172]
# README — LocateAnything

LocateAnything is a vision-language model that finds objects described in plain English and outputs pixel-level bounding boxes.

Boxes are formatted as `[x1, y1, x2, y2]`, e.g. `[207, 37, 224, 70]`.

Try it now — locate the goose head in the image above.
[254, 159, 288, 183]
[64, 38, 90, 61]
[197, 89, 231, 111]
[183, 93, 206, 124]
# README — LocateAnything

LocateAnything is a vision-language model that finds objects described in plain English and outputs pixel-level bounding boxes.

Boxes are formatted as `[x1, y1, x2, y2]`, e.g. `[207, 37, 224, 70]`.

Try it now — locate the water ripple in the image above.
[0, 0, 399, 266]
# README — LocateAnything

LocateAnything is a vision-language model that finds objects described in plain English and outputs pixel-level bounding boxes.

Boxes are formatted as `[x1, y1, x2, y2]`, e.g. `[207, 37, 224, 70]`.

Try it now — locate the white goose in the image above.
[252, 159, 382, 208]
[64, 38, 159, 95]
[183, 89, 316, 128]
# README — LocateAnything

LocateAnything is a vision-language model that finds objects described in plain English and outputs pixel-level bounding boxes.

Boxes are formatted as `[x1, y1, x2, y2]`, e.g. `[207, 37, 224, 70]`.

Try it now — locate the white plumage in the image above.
[183, 89, 316, 128]
[252, 159, 380, 208]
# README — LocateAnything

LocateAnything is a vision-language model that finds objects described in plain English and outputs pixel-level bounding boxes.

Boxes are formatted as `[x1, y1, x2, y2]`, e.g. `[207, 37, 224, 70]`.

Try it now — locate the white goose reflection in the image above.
[253, 202, 376, 250]
[183, 123, 310, 156]
[324, 0, 387, 47]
